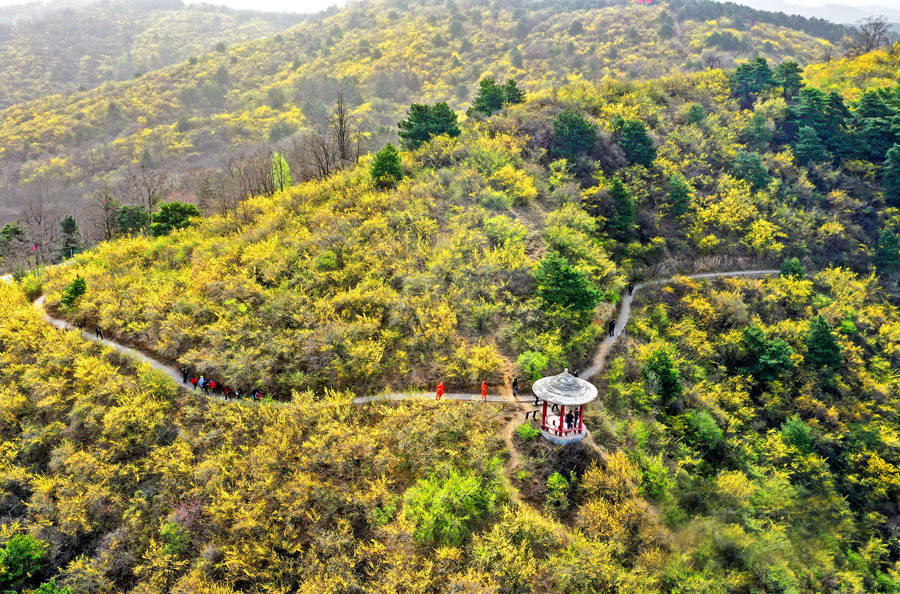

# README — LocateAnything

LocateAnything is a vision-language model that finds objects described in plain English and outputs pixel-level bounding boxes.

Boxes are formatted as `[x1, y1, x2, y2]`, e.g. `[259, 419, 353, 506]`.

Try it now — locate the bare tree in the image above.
[306, 130, 338, 179]
[225, 151, 275, 199]
[331, 92, 352, 162]
[125, 167, 168, 222]
[22, 187, 62, 266]
[844, 16, 892, 57]
[88, 185, 121, 241]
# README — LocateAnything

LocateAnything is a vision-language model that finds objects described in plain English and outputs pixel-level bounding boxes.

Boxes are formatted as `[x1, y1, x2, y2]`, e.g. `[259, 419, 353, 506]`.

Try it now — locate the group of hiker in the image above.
[434, 377, 520, 400]
[181, 366, 264, 401]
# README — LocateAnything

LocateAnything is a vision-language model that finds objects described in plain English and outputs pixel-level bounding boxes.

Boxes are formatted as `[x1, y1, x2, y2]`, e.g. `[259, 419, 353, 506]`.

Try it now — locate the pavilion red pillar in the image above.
[578, 404, 584, 434]
[541, 400, 548, 431]
[558, 405, 565, 435]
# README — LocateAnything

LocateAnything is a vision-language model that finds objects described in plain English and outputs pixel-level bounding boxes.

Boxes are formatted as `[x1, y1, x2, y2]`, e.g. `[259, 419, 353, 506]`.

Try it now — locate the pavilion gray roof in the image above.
[532, 368, 598, 406]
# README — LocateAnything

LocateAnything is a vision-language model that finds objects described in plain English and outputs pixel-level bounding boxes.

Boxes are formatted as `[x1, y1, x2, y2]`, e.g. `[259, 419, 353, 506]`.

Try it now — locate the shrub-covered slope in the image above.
[0, 0, 842, 230]
[0, 281, 510, 592]
[42, 66, 900, 396]
[593, 270, 900, 590]
[4, 267, 900, 591]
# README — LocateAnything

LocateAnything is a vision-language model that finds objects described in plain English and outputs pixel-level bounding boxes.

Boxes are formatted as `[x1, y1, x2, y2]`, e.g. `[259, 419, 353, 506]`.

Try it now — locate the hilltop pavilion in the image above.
[532, 369, 598, 445]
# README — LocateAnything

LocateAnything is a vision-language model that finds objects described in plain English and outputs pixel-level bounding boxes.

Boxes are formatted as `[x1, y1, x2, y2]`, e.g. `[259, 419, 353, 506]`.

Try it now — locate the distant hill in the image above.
[0, 0, 850, 243]
[728, 0, 900, 24]
[0, 0, 305, 108]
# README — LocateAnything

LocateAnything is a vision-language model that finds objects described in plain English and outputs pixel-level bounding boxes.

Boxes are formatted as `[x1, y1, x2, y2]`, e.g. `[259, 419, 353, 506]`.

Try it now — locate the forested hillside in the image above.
[0, 0, 853, 260]
[3, 265, 899, 590]
[41, 62, 900, 397]
[0, 0, 304, 108]
[1, 0, 899, 591]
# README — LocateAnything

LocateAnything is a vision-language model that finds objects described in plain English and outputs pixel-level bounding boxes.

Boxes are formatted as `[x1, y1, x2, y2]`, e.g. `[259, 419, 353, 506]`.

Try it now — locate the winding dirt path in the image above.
[11, 269, 777, 505]
[578, 269, 778, 380]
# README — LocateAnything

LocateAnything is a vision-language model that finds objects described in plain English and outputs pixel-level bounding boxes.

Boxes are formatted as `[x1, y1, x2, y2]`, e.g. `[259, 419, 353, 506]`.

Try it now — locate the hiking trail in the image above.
[8, 268, 777, 505]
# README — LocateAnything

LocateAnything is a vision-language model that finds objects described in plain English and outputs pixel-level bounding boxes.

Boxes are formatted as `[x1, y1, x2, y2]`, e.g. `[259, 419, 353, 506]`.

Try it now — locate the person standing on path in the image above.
[512, 378, 519, 398]
[607, 319, 615, 337]
[481, 380, 488, 401]
[181, 366, 188, 384]
[436, 381, 445, 400]
[190, 376, 198, 391]
[627, 282, 634, 296]
[95, 325, 102, 340]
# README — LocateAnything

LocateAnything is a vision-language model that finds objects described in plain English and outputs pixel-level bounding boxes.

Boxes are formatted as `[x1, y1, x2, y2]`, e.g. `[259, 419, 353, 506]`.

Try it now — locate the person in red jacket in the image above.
[481, 380, 488, 401]
[436, 381, 445, 400]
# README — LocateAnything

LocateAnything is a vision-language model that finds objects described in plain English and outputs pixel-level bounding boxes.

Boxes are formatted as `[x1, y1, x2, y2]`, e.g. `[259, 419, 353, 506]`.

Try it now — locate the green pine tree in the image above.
[874, 228, 899, 276]
[608, 177, 636, 241]
[732, 151, 771, 191]
[730, 57, 774, 109]
[884, 144, 900, 207]
[534, 251, 601, 313]
[502, 79, 525, 105]
[398, 102, 460, 150]
[666, 174, 692, 218]
[616, 118, 656, 167]
[371, 143, 403, 189]
[468, 78, 506, 116]
[793, 125, 827, 164]
[780, 257, 805, 279]
[58, 215, 81, 260]
[551, 110, 596, 160]
[150, 202, 201, 237]
[775, 61, 803, 100]
[805, 314, 842, 370]
[644, 347, 682, 404]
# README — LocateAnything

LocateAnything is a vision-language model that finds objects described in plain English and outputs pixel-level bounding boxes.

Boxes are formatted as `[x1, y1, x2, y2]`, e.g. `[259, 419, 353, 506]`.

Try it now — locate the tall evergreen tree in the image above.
[822, 91, 852, 157]
[644, 348, 682, 405]
[794, 87, 827, 131]
[739, 325, 794, 385]
[552, 110, 596, 160]
[666, 174, 692, 218]
[732, 151, 771, 191]
[58, 215, 81, 259]
[774, 61, 803, 100]
[468, 78, 506, 116]
[608, 177, 636, 241]
[882, 144, 900, 206]
[534, 251, 601, 313]
[502, 79, 526, 105]
[805, 315, 842, 370]
[793, 126, 827, 164]
[730, 57, 774, 109]
[616, 118, 656, 167]
[371, 143, 403, 189]
[742, 113, 774, 150]
[398, 102, 460, 150]
[874, 228, 899, 276]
